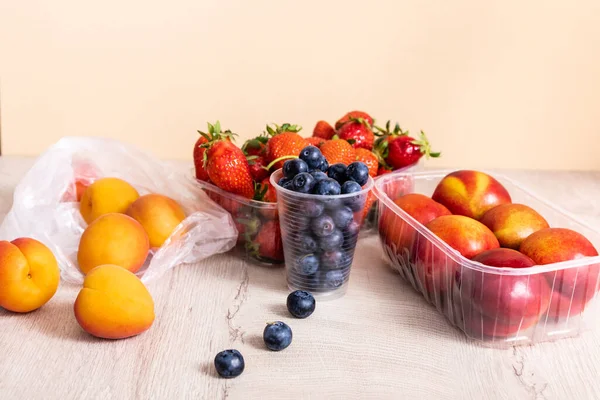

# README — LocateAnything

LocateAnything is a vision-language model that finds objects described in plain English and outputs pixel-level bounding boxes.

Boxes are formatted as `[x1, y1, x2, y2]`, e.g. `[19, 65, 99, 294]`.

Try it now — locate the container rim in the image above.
[270, 169, 374, 199]
[189, 168, 277, 208]
[373, 168, 600, 276]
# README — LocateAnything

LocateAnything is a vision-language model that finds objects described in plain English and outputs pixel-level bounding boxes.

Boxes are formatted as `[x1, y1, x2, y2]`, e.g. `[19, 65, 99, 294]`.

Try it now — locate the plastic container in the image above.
[193, 178, 283, 266]
[374, 170, 600, 346]
[271, 169, 375, 299]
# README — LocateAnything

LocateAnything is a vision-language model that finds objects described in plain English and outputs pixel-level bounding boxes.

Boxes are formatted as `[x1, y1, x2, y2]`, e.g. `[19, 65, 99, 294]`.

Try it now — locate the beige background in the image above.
[1, 0, 599, 170]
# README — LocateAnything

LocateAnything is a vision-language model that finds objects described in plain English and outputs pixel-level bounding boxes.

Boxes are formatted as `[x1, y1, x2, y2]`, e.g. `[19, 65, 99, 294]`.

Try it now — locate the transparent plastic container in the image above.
[271, 169, 375, 300]
[374, 170, 600, 346]
[192, 178, 283, 266]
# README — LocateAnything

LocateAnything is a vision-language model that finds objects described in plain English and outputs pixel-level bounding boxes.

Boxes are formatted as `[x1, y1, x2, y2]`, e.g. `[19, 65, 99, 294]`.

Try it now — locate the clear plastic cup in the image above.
[271, 169, 374, 299]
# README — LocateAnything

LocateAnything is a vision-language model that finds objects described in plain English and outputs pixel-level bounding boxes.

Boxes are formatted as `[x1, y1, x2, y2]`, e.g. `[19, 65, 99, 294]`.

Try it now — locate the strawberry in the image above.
[234, 210, 261, 245]
[248, 156, 269, 182]
[373, 121, 440, 170]
[320, 138, 356, 166]
[265, 123, 308, 170]
[242, 134, 269, 157]
[313, 120, 335, 140]
[377, 166, 393, 176]
[248, 220, 284, 262]
[361, 191, 377, 225]
[202, 121, 255, 199]
[193, 136, 210, 181]
[355, 148, 378, 177]
[305, 136, 326, 148]
[335, 110, 374, 130]
[254, 178, 278, 219]
[337, 118, 375, 150]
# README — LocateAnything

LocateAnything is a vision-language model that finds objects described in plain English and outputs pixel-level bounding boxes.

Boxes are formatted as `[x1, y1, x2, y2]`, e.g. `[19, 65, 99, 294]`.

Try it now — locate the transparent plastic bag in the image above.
[0, 136, 238, 284]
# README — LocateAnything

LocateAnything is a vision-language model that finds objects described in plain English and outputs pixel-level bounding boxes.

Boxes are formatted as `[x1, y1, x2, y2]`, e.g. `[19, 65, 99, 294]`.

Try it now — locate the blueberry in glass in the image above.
[304, 199, 325, 218]
[299, 234, 318, 253]
[318, 229, 343, 252]
[343, 221, 360, 248]
[322, 269, 345, 288]
[311, 215, 336, 237]
[320, 249, 345, 269]
[292, 172, 316, 193]
[283, 158, 309, 179]
[296, 254, 319, 275]
[310, 171, 328, 183]
[341, 180, 362, 194]
[299, 146, 323, 170]
[327, 163, 348, 184]
[278, 177, 291, 186]
[345, 161, 369, 186]
[313, 178, 341, 196]
[341, 181, 365, 211]
[330, 206, 353, 230]
[318, 157, 329, 173]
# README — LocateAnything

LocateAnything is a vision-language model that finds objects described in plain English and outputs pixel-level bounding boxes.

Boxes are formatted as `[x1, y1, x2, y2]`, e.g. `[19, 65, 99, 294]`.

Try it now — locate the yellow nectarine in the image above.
[0, 238, 60, 313]
[74, 264, 155, 339]
[126, 194, 186, 248]
[80, 177, 140, 224]
[77, 213, 149, 274]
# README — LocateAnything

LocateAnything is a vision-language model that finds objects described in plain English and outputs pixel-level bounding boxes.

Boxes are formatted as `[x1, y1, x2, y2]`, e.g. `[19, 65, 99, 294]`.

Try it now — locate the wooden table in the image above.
[1, 156, 600, 400]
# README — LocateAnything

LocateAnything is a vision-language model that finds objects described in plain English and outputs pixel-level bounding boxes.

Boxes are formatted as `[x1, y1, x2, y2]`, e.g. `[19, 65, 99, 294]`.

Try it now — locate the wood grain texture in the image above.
[1, 157, 600, 400]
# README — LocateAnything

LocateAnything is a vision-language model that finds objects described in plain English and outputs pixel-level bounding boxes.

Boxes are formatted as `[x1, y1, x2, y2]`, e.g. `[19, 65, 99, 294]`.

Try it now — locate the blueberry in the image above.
[296, 254, 319, 275]
[287, 290, 316, 319]
[299, 146, 323, 170]
[346, 161, 370, 186]
[341, 180, 362, 194]
[318, 229, 343, 251]
[292, 172, 316, 193]
[327, 163, 348, 183]
[323, 198, 343, 210]
[299, 235, 318, 253]
[282, 180, 294, 191]
[311, 215, 335, 237]
[263, 321, 293, 351]
[304, 200, 324, 218]
[330, 206, 354, 229]
[318, 157, 329, 172]
[283, 159, 309, 179]
[310, 171, 328, 183]
[320, 249, 345, 269]
[313, 178, 341, 196]
[343, 221, 360, 248]
[322, 269, 345, 288]
[214, 349, 245, 378]
[278, 177, 291, 187]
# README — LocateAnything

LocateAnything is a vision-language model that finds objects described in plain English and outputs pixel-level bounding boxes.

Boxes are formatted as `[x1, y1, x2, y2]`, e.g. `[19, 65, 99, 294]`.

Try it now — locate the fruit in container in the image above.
[265, 123, 308, 170]
[334, 110, 374, 130]
[247, 220, 284, 262]
[74, 264, 155, 339]
[354, 148, 378, 178]
[0, 238, 60, 313]
[519, 228, 599, 319]
[313, 120, 336, 140]
[79, 177, 140, 224]
[460, 248, 551, 338]
[431, 170, 512, 220]
[415, 215, 500, 295]
[125, 194, 186, 248]
[373, 122, 440, 170]
[320, 138, 357, 166]
[337, 117, 375, 150]
[193, 122, 228, 182]
[480, 203, 549, 249]
[77, 213, 149, 274]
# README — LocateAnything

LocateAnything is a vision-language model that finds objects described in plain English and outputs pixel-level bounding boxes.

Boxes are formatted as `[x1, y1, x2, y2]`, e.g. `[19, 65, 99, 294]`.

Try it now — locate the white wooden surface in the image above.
[1, 156, 600, 400]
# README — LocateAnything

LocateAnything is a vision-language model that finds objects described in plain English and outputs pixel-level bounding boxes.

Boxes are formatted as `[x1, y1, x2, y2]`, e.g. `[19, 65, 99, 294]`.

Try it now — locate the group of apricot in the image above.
[0, 177, 187, 340]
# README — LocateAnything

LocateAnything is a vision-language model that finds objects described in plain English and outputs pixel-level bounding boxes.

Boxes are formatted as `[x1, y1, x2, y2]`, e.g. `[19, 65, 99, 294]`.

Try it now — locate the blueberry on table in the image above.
[310, 171, 328, 183]
[341, 180, 362, 194]
[292, 172, 316, 193]
[311, 215, 336, 237]
[283, 159, 309, 179]
[214, 349, 245, 378]
[331, 206, 354, 229]
[300, 235, 318, 253]
[318, 157, 329, 173]
[318, 229, 343, 251]
[263, 321, 293, 351]
[287, 290, 316, 319]
[320, 249, 345, 269]
[322, 269, 345, 288]
[327, 163, 348, 183]
[297, 254, 319, 275]
[304, 200, 325, 218]
[345, 161, 370, 186]
[299, 146, 323, 170]
[313, 178, 341, 196]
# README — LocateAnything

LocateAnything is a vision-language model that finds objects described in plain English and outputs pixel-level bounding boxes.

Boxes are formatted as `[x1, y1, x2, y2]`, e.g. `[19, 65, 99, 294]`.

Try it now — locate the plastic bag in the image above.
[0, 136, 238, 284]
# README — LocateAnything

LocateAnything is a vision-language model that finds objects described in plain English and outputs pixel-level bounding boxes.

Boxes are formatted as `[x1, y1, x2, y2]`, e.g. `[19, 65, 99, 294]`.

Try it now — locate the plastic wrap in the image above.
[0, 137, 238, 284]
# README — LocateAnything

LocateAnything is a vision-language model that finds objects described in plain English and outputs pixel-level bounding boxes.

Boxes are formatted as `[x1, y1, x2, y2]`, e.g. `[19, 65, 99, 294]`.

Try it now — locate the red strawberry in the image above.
[320, 138, 357, 166]
[373, 121, 440, 170]
[248, 156, 269, 182]
[305, 136, 326, 148]
[202, 122, 255, 199]
[255, 178, 279, 219]
[377, 166, 392, 176]
[193, 136, 210, 181]
[265, 123, 308, 170]
[248, 220, 284, 262]
[335, 110, 374, 130]
[355, 148, 378, 177]
[337, 118, 375, 150]
[242, 134, 269, 157]
[313, 120, 335, 140]
[234, 210, 261, 245]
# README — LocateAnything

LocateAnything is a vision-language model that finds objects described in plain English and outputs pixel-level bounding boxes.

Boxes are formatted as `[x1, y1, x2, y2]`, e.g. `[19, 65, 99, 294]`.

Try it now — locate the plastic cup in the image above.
[271, 169, 374, 299]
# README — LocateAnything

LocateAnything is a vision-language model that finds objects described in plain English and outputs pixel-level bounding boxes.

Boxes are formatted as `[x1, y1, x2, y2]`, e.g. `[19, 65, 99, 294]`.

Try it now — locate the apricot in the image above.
[0, 238, 60, 313]
[432, 170, 511, 220]
[80, 177, 140, 224]
[74, 264, 155, 339]
[77, 213, 149, 274]
[126, 194, 186, 248]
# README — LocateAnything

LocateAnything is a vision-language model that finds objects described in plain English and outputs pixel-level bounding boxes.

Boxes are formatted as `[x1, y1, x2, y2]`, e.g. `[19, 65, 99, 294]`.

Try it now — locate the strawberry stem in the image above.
[265, 155, 298, 170]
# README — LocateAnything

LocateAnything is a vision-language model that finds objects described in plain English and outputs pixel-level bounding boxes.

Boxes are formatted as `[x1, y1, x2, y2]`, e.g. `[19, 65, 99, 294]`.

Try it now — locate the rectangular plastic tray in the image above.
[373, 170, 600, 346]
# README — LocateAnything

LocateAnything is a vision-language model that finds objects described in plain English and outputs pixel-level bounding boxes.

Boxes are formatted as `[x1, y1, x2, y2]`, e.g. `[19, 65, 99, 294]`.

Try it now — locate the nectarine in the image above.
[74, 264, 155, 339]
[0, 238, 60, 313]
[126, 194, 186, 248]
[480, 203, 549, 249]
[80, 177, 140, 224]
